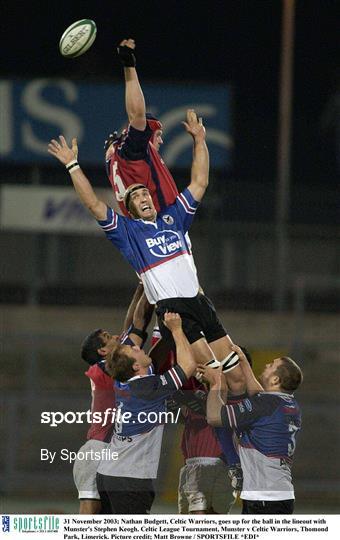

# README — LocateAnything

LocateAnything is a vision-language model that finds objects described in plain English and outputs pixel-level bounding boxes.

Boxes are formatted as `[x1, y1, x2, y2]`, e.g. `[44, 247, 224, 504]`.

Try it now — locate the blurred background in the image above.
[1, 0, 339, 514]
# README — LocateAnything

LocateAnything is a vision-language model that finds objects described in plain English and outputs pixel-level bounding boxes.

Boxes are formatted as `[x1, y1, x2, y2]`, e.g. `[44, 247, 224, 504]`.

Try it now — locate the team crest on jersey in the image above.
[162, 214, 174, 225]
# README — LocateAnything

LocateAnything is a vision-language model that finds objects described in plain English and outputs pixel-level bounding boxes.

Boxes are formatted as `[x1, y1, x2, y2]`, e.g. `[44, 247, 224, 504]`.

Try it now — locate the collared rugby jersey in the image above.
[113, 364, 186, 438]
[106, 124, 179, 215]
[97, 364, 187, 479]
[97, 188, 200, 304]
[85, 329, 141, 442]
[221, 391, 302, 500]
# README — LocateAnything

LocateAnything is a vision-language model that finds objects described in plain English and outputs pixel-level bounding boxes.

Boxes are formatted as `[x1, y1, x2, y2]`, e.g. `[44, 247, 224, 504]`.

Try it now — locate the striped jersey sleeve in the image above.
[96, 207, 135, 259]
[97, 206, 120, 233]
[221, 394, 281, 431]
[163, 188, 199, 233]
[129, 365, 187, 400]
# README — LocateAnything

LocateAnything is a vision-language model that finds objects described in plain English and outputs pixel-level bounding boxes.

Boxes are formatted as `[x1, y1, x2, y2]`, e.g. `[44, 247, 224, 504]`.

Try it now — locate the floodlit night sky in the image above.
[1, 0, 339, 185]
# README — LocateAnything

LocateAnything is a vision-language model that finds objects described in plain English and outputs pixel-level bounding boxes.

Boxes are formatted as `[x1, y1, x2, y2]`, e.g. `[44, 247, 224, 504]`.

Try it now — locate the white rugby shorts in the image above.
[73, 439, 108, 500]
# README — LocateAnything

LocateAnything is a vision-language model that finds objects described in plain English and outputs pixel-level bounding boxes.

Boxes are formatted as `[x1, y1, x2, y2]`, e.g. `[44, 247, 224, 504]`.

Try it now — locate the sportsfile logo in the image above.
[145, 230, 183, 258]
[2, 515, 60, 534]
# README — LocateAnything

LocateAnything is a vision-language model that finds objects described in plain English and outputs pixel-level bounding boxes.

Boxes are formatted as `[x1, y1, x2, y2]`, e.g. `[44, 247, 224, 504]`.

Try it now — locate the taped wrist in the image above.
[117, 45, 136, 67]
[66, 159, 80, 173]
[221, 351, 239, 373]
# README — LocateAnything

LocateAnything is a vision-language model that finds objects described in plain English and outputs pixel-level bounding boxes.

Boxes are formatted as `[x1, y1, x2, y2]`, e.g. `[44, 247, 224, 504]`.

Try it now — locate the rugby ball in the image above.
[59, 19, 97, 58]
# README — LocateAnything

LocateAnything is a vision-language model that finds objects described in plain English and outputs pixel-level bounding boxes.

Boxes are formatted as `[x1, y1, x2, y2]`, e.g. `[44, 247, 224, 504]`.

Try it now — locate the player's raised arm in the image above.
[117, 39, 146, 132]
[183, 110, 209, 202]
[127, 288, 154, 347]
[163, 313, 197, 379]
[122, 281, 144, 333]
[204, 367, 225, 427]
[48, 136, 107, 220]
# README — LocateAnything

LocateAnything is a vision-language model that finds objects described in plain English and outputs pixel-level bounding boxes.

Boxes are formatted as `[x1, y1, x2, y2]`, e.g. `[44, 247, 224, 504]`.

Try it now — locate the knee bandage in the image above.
[205, 358, 221, 369]
[220, 351, 239, 373]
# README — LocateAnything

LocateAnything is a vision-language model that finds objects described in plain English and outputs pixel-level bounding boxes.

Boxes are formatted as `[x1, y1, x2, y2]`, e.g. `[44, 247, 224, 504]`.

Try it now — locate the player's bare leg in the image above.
[190, 337, 245, 395]
[209, 336, 246, 394]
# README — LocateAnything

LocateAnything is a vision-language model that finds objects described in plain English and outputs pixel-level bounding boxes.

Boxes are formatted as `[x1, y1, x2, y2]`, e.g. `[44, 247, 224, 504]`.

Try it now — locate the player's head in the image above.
[81, 329, 119, 365]
[146, 113, 163, 151]
[104, 114, 163, 162]
[260, 356, 303, 393]
[104, 131, 120, 162]
[105, 343, 152, 382]
[124, 184, 157, 221]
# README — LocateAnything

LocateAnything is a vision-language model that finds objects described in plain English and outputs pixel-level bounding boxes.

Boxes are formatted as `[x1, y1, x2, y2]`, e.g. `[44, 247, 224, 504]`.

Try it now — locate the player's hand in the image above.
[227, 335, 247, 365]
[48, 135, 78, 165]
[117, 39, 136, 67]
[163, 312, 182, 333]
[197, 364, 222, 386]
[182, 109, 205, 142]
[104, 131, 118, 152]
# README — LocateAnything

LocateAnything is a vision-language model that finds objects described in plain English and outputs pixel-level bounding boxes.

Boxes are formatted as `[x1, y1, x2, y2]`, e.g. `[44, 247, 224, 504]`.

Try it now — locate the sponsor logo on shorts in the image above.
[238, 402, 245, 413]
[160, 375, 167, 386]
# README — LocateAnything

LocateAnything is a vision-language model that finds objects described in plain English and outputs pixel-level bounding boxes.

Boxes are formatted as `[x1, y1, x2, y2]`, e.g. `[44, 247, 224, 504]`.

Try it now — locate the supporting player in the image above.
[73, 283, 153, 513]
[152, 333, 235, 514]
[175, 378, 233, 514]
[96, 312, 197, 514]
[203, 344, 303, 514]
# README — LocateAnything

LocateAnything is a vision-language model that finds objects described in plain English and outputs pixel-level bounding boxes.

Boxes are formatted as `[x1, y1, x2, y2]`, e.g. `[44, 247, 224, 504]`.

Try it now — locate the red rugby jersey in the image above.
[180, 379, 223, 460]
[181, 407, 223, 460]
[107, 125, 179, 215]
[85, 363, 115, 442]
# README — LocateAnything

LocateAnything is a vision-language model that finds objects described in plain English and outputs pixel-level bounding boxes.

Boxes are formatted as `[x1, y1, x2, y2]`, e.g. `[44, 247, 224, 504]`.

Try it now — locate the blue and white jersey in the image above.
[97, 188, 200, 303]
[113, 364, 186, 438]
[97, 364, 186, 479]
[222, 392, 302, 501]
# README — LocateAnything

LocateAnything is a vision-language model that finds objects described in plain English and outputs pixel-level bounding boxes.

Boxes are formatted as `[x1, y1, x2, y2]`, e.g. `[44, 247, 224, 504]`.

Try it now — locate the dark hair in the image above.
[81, 329, 104, 365]
[105, 344, 136, 382]
[275, 357, 303, 392]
